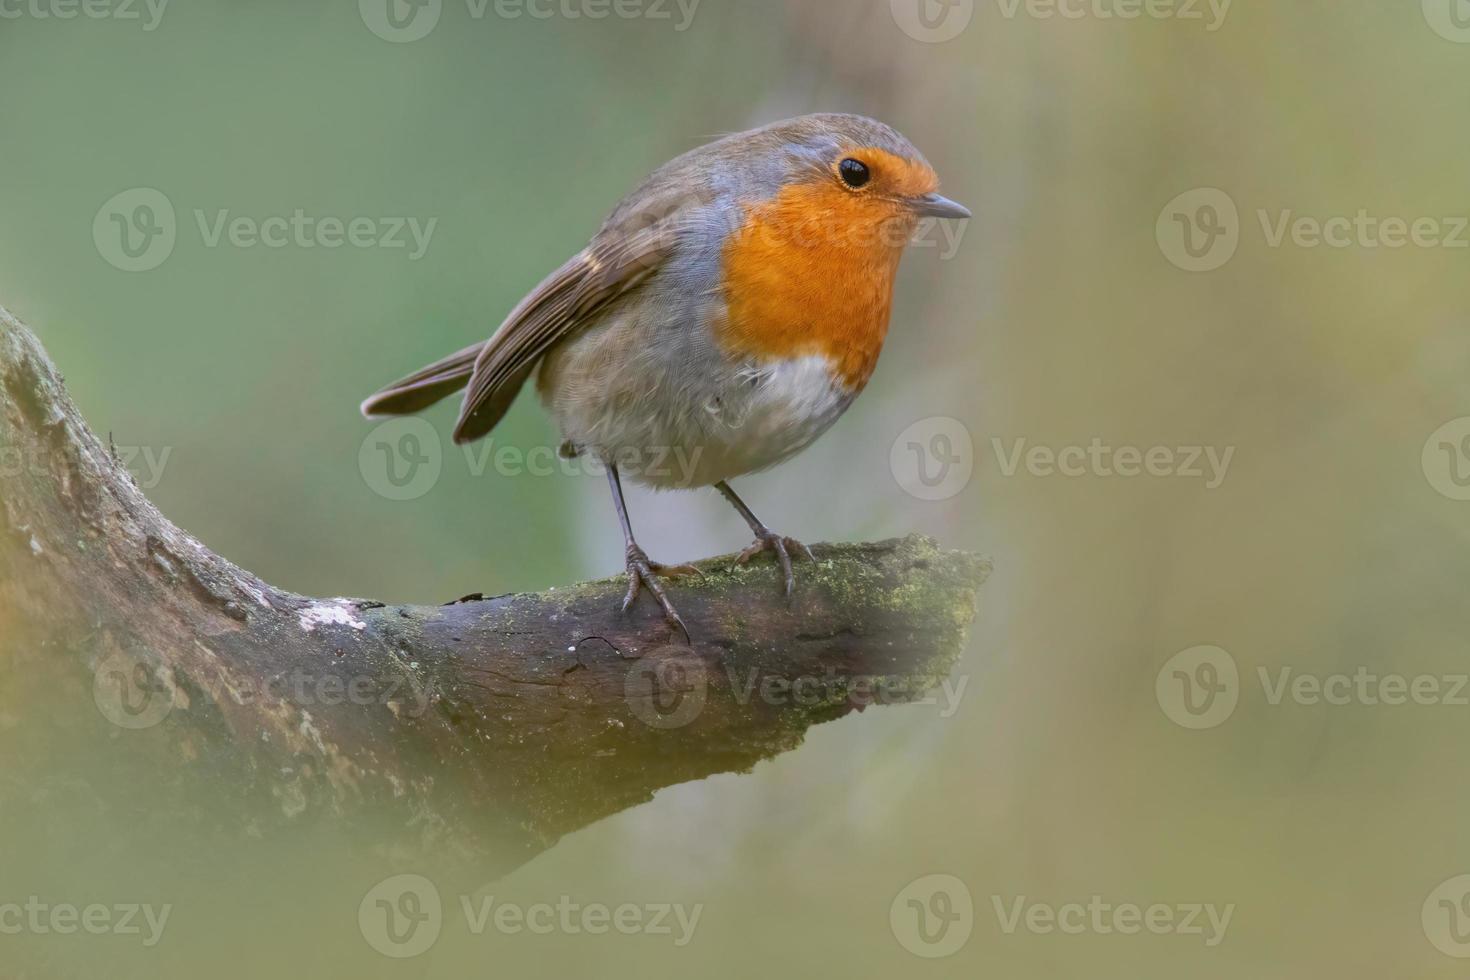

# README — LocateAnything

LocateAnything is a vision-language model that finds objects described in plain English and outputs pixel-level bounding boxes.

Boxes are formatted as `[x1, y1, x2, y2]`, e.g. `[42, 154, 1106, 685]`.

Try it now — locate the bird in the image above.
[361, 113, 968, 638]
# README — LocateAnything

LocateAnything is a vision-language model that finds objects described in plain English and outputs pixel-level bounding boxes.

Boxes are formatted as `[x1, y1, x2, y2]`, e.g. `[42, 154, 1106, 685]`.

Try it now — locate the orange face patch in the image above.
[718, 147, 938, 391]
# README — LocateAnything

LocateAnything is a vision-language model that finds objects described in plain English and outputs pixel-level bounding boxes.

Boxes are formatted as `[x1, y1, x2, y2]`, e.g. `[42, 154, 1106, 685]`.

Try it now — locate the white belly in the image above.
[545, 348, 854, 490]
[673, 354, 853, 488]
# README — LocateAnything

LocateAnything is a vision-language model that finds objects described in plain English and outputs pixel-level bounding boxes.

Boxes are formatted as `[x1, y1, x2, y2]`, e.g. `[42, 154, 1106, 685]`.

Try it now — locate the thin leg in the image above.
[607, 465, 700, 639]
[715, 481, 816, 597]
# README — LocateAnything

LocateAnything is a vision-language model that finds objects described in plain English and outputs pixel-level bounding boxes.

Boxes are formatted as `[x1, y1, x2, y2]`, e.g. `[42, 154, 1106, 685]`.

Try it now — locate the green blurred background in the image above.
[5, 0, 1470, 976]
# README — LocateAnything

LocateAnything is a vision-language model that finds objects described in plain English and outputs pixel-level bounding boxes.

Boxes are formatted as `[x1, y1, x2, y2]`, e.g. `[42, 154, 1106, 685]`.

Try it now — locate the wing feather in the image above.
[360, 341, 485, 417]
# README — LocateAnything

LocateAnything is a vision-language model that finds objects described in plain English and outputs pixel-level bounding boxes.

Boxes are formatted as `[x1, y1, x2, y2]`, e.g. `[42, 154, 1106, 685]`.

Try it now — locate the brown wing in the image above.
[451, 223, 676, 444]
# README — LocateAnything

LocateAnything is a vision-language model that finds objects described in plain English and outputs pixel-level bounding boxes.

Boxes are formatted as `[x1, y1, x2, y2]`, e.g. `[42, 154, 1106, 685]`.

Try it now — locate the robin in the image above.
[361, 113, 968, 636]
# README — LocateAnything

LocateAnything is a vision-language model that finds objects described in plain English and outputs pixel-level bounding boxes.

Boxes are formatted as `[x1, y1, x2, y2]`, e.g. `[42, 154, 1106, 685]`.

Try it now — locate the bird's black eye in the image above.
[839, 158, 871, 189]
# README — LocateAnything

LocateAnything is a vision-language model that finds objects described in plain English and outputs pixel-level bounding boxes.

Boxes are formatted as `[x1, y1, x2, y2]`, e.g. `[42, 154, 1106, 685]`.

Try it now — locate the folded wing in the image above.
[451, 223, 676, 444]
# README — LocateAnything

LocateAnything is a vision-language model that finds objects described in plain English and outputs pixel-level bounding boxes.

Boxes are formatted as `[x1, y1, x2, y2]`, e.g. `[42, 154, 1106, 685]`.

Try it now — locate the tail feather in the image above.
[360, 342, 485, 418]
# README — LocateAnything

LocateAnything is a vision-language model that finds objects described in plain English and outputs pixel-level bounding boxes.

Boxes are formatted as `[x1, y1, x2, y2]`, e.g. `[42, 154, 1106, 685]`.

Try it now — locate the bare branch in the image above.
[0, 306, 989, 879]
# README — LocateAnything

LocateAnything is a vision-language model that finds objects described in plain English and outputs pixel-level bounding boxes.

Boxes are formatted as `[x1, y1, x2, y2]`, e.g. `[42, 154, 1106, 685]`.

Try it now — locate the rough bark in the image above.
[0, 306, 989, 880]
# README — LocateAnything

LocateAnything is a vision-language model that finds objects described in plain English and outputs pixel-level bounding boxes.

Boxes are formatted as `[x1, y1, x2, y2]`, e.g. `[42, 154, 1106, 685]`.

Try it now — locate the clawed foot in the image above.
[735, 529, 816, 596]
[623, 545, 702, 641]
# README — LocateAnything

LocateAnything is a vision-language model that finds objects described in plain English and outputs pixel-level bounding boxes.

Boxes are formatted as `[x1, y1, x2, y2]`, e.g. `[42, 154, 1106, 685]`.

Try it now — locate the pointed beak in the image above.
[912, 193, 971, 220]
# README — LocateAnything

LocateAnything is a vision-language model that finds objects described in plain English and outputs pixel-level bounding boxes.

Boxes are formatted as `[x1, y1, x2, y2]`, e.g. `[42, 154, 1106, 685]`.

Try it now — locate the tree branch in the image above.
[0, 306, 989, 879]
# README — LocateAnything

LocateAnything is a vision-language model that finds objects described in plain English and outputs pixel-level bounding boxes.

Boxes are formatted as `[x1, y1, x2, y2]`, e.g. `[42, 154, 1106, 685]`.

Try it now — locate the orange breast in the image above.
[718, 181, 917, 392]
